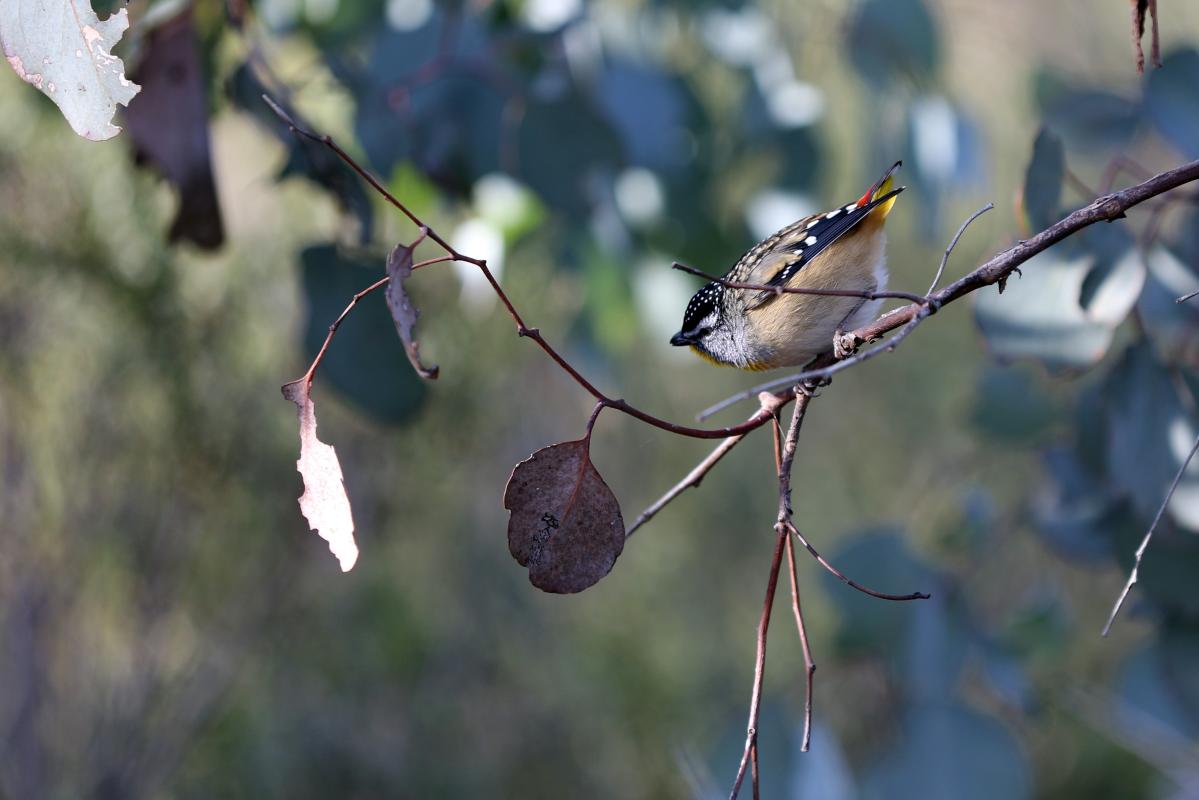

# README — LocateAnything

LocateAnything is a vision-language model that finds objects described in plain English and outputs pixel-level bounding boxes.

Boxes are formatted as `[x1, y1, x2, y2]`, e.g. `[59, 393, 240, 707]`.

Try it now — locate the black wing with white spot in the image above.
[756, 186, 904, 291]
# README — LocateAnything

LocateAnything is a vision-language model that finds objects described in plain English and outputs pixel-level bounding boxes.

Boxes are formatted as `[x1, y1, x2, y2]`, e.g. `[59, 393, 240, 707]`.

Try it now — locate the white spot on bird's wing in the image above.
[825, 209, 840, 219]
[804, 235, 816, 246]
[806, 218, 819, 229]
[844, 204, 856, 212]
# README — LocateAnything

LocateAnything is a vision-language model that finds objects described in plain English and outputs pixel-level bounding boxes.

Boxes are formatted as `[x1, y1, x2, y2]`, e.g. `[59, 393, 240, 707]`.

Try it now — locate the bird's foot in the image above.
[833, 329, 862, 360]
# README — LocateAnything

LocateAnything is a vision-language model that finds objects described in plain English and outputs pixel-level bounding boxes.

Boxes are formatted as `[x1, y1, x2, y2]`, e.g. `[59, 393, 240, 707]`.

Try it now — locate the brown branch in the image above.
[1103, 429, 1199, 636]
[265, 93, 783, 442]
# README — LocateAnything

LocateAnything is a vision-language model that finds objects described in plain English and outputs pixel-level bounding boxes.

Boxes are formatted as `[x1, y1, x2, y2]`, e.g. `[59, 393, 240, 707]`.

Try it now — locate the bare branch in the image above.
[1103, 429, 1199, 636]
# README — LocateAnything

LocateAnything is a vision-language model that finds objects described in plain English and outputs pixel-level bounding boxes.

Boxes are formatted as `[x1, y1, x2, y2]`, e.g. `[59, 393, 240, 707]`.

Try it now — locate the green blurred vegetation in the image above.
[2, 0, 1199, 798]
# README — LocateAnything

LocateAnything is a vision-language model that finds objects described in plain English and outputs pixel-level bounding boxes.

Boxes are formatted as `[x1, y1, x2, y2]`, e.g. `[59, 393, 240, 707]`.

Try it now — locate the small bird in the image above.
[671, 162, 904, 370]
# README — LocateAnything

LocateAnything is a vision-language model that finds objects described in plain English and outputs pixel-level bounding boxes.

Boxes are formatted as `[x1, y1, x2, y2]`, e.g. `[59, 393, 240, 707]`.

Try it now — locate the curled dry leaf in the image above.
[503, 439, 625, 594]
[282, 379, 359, 572]
[385, 242, 439, 379]
[0, 1, 140, 140]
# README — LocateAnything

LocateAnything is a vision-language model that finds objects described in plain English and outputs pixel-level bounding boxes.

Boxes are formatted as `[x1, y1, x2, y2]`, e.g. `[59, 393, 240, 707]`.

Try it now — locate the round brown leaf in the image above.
[503, 439, 625, 594]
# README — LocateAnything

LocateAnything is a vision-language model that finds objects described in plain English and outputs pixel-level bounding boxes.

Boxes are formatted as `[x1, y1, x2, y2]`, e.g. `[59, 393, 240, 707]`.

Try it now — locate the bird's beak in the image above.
[670, 331, 692, 347]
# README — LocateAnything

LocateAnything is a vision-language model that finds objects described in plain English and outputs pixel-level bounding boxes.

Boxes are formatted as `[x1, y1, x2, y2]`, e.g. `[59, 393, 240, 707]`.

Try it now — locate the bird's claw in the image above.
[833, 330, 861, 360]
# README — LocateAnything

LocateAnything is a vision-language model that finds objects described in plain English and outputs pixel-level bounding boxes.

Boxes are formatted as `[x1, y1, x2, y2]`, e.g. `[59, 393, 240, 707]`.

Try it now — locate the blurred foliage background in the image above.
[2, 0, 1199, 797]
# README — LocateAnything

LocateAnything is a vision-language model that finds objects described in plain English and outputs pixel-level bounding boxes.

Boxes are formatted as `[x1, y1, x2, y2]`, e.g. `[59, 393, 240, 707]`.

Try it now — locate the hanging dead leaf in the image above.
[503, 439, 625, 593]
[125, 7, 223, 249]
[385, 242, 439, 379]
[282, 379, 359, 572]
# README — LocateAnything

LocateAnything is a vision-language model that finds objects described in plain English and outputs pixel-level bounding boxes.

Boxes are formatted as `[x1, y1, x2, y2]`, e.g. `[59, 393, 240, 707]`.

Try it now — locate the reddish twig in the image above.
[729, 522, 788, 800]
[297, 275, 390, 387]
[626, 392, 785, 538]
[773, 410, 816, 753]
[1103, 429, 1199, 636]
[785, 535, 815, 752]
[787, 522, 929, 601]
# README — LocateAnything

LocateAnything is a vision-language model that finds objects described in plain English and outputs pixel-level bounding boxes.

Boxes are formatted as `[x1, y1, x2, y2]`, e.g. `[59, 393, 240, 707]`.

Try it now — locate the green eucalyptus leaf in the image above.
[1138, 246, 1199, 368]
[1038, 83, 1142, 150]
[845, 0, 940, 88]
[1119, 633, 1199, 739]
[1022, 128, 1064, 232]
[517, 92, 623, 221]
[1033, 446, 1120, 563]
[969, 365, 1057, 444]
[1104, 343, 1199, 532]
[974, 250, 1114, 370]
[821, 527, 935, 655]
[862, 704, 1030, 800]
[1146, 48, 1199, 159]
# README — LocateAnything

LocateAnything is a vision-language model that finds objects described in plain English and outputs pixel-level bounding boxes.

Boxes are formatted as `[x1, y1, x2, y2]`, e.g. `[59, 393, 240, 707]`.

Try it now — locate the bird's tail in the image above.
[856, 161, 903, 220]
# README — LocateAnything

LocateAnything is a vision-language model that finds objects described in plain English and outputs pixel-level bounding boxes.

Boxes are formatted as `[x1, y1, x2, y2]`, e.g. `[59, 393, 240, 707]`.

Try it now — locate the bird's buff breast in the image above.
[746, 235, 887, 369]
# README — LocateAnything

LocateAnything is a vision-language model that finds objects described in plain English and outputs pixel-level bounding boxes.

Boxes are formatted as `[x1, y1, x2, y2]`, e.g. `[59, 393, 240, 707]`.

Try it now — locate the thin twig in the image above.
[788, 522, 929, 601]
[626, 393, 785, 538]
[1103, 430, 1199, 636]
[296, 275, 390, 386]
[785, 535, 815, 752]
[1177, 290, 1199, 304]
[927, 203, 994, 295]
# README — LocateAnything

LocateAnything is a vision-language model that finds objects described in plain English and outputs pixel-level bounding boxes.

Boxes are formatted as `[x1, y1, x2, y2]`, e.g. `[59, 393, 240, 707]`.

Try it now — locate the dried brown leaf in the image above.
[1131, 0, 1162, 73]
[125, 8, 223, 249]
[385, 243, 439, 379]
[503, 439, 625, 594]
[282, 379, 359, 572]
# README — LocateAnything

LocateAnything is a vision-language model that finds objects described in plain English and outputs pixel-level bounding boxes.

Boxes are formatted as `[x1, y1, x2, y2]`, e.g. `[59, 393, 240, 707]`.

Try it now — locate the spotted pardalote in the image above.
[671, 162, 904, 370]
